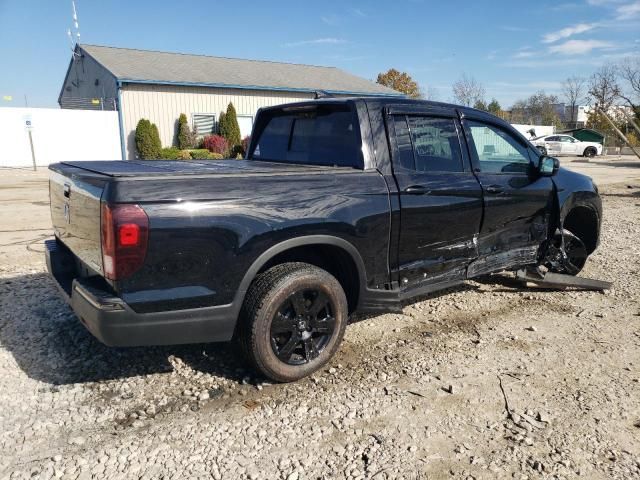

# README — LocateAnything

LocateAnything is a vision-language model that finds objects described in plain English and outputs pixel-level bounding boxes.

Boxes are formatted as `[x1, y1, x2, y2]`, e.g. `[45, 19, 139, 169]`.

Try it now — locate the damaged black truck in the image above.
[46, 97, 601, 382]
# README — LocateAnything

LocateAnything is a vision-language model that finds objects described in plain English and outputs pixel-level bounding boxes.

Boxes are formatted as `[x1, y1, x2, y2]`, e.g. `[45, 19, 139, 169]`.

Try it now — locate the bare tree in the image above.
[452, 74, 485, 107]
[617, 56, 640, 110]
[561, 76, 586, 126]
[421, 85, 440, 101]
[509, 91, 562, 126]
[587, 64, 621, 111]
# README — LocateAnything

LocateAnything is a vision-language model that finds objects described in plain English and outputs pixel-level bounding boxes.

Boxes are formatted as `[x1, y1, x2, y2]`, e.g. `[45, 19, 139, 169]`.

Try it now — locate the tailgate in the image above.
[49, 164, 109, 274]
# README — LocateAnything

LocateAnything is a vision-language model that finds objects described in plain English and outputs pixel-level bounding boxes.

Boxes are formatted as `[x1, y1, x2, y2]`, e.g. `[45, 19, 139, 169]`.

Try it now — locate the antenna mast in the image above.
[67, 0, 81, 56]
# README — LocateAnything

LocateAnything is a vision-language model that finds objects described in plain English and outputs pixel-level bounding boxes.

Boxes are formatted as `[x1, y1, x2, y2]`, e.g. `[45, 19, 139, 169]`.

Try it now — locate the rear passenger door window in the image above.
[409, 116, 464, 172]
[391, 115, 464, 172]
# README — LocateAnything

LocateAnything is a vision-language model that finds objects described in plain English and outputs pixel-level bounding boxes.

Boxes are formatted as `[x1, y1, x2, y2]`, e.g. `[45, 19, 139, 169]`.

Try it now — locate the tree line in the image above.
[376, 57, 640, 146]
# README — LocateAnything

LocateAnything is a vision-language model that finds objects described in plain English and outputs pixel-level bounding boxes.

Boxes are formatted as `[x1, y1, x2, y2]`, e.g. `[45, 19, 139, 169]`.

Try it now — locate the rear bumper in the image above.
[45, 239, 238, 347]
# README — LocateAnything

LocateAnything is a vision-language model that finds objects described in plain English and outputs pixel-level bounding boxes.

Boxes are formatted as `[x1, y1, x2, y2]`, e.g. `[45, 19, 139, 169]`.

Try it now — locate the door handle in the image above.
[485, 185, 504, 194]
[404, 185, 428, 195]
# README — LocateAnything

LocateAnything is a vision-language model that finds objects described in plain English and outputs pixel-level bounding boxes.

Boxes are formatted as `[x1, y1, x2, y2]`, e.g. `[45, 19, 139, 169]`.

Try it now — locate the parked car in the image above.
[46, 98, 602, 382]
[531, 134, 602, 157]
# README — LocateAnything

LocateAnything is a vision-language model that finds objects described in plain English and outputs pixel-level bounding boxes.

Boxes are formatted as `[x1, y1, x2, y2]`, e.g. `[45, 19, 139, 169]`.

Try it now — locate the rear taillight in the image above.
[101, 203, 149, 280]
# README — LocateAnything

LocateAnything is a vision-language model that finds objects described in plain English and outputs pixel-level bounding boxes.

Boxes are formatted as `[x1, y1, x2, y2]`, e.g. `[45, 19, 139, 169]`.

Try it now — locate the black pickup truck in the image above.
[47, 97, 601, 382]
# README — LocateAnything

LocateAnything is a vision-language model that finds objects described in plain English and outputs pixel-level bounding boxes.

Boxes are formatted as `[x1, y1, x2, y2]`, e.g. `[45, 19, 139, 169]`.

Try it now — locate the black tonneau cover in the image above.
[58, 160, 330, 178]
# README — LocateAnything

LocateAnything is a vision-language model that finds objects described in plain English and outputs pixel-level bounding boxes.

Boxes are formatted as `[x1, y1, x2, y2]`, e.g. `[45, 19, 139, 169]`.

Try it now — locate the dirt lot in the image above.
[1, 159, 639, 480]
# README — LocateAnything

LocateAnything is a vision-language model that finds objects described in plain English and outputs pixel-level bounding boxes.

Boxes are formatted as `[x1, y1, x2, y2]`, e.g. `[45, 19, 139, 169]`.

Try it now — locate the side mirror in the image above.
[539, 155, 559, 176]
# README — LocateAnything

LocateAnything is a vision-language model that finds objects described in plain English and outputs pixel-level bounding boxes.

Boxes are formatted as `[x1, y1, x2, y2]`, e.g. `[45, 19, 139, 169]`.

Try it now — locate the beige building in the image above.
[59, 44, 402, 159]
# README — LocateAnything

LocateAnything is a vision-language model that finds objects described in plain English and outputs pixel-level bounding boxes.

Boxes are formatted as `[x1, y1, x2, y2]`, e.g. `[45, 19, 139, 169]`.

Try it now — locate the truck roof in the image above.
[258, 96, 486, 117]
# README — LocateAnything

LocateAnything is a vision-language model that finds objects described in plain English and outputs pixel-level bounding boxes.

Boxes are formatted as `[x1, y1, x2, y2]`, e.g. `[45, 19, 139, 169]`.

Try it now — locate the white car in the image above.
[531, 134, 602, 158]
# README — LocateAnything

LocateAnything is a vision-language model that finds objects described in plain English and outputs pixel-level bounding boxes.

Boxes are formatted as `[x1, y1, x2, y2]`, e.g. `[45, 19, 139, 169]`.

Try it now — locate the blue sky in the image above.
[0, 0, 639, 108]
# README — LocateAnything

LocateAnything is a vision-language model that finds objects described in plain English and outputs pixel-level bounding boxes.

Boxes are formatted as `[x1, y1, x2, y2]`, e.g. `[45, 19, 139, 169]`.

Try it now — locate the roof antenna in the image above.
[67, 0, 81, 56]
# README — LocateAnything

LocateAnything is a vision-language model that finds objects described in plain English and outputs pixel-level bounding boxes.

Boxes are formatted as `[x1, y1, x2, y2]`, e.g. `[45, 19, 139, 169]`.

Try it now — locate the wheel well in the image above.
[563, 206, 598, 254]
[258, 244, 361, 314]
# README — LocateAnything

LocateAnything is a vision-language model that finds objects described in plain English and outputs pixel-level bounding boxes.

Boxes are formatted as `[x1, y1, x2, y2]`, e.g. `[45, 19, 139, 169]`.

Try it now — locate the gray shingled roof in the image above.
[80, 45, 402, 96]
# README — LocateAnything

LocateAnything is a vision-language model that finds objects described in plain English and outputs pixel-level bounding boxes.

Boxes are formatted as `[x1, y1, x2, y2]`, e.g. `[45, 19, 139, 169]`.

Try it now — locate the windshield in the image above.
[248, 104, 364, 169]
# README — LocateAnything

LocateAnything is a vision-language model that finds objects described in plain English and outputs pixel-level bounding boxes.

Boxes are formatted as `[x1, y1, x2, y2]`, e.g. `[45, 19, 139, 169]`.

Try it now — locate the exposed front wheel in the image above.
[239, 262, 348, 382]
[543, 229, 588, 275]
[538, 146, 547, 156]
[583, 147, 597, 158]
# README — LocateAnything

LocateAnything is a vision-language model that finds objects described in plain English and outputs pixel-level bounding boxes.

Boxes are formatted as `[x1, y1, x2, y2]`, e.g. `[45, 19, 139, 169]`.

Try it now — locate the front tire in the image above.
[544, 229, 588, 275]
[583, 147, 597, 158]
[538, 146, 547, 156]
[239, 262, 348, 382]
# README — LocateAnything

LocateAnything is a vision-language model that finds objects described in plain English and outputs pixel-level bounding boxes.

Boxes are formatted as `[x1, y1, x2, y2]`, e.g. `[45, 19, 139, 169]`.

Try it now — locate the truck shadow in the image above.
[0, 273, 249, 386]
[0, 271, 541, 387]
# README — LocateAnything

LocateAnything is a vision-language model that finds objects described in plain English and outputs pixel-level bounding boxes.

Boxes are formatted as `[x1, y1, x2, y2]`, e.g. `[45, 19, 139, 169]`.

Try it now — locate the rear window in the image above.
[249, 104, 363, 168]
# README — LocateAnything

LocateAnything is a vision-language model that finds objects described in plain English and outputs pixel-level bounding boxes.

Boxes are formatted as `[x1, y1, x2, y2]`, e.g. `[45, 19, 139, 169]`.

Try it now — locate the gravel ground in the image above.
[1, 179, 639, 479]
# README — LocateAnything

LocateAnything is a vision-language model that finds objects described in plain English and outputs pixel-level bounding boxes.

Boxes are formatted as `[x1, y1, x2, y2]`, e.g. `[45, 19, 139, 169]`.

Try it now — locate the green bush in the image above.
[218, 112, 226, 135]
[177, 113, 196, 149]
[160, 147, 180, 160]
[177, 149, 192, 160]
[219, 102, 241, 150]
[208, 152, 224, 159]
[135, 118, 162, 159]
[189, 149, 211, 159]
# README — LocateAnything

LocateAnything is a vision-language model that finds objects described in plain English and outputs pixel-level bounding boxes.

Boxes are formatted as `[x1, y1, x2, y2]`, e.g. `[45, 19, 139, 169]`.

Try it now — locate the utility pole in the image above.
[616, 106, 640, 138]
[596, 107, 640, 160]
[28, 130, 36, 171]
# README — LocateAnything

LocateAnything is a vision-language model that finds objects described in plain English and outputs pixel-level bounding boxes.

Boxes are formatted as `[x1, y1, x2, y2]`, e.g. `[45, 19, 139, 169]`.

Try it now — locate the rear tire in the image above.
[583, 147, 597, 158]
[239, 262, 348, 382]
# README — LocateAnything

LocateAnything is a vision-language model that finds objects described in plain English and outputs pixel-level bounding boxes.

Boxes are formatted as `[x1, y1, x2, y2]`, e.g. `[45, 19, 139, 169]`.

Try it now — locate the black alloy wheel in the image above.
[270, 289, 336, 365]
[239, 262, 348, 382]
[562, 230, 588, 275]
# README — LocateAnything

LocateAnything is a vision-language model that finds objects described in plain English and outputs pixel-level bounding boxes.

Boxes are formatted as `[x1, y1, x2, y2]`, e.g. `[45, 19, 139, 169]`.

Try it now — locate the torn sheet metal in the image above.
[516, 268, 612, 291]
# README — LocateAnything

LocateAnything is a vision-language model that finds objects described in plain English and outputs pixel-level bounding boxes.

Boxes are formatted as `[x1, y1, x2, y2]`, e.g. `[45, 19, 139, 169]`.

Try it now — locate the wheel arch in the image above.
[231, 235, 368, 318]
[562, 204, 600, 254]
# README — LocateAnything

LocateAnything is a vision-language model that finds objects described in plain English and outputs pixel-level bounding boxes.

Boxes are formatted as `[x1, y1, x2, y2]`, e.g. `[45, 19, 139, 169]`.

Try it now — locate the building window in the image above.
[237, 115, 254, 138]
[192, 114, 216, 138]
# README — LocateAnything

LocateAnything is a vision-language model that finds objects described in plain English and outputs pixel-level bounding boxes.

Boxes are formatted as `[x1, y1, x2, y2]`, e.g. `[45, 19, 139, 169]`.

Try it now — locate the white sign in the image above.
[23, 114, 34, 131]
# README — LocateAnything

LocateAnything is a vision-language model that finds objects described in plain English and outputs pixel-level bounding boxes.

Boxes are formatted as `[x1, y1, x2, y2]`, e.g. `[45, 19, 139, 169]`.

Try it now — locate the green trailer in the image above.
[559, 128, 605, 145]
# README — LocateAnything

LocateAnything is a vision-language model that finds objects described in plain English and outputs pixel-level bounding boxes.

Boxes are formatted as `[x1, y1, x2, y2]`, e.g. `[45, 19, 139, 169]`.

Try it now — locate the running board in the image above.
[515, 268, 612, 291]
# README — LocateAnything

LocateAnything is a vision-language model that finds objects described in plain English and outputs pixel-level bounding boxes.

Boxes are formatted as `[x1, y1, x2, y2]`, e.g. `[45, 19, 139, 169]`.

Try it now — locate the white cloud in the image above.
[548, 39, 614, 54]
[616, 1, 640, 18]
[542, 23, 596, 43]
[586, 0, 622, 5]
[283, 38, 347, 47]
[513, 50, 535, 59]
